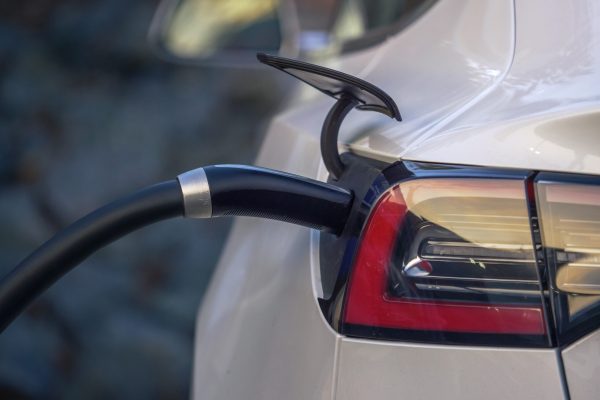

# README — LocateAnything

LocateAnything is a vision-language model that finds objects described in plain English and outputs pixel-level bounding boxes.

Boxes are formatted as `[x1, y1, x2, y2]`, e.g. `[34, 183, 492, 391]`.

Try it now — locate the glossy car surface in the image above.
[192, 1, 600, 398]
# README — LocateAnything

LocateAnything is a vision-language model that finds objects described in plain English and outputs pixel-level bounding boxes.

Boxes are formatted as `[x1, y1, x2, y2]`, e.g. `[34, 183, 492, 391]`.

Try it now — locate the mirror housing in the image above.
[149, 0, 438, 67]
[148, 0, 332, 66]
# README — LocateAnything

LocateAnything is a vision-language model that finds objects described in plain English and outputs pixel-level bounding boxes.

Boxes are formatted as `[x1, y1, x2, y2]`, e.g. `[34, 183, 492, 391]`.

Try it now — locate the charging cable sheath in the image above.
[0, 165, 352, 332]
[181, 165, 352, 231]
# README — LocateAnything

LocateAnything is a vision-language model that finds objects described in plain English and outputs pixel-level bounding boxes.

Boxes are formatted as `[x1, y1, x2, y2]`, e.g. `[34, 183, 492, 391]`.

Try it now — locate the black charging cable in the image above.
[0, 164, 352, 332]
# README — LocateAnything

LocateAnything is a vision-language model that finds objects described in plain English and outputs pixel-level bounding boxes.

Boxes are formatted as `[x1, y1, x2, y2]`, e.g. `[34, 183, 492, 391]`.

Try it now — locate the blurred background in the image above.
[0, 0, 430, 398]
[0, 1, 285, 398]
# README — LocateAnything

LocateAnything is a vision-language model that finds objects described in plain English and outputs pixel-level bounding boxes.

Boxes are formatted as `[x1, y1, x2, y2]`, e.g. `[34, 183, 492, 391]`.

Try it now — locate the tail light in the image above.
[536, 173, 600, 345]
[336, 161, 600, 347]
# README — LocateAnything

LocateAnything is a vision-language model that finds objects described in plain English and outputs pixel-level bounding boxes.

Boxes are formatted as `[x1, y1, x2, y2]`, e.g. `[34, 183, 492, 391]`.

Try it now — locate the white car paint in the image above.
[336, 339, 564, 400]
[351, 0, 600, 176]
[192, 0, 600, 399]
[562, 330, 600, 400]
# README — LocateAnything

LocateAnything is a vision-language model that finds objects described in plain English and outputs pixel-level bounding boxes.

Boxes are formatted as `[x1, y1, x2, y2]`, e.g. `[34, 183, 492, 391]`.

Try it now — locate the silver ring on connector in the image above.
[177, 168, 212, 218]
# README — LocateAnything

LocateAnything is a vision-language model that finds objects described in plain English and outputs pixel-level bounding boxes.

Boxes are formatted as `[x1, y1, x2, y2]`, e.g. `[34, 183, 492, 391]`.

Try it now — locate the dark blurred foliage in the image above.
[0, 0, 285, 398]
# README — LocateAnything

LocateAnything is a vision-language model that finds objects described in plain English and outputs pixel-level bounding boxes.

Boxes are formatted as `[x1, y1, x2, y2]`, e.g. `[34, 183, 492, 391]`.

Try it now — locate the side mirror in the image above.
[148, 0, 336, 66]
[148, 0, 437, 66]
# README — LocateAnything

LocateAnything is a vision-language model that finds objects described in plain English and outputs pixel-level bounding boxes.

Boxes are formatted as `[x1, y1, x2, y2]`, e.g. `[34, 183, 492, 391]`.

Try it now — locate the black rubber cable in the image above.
[0, 165, 354, 333]
[0, 180, 183, 332]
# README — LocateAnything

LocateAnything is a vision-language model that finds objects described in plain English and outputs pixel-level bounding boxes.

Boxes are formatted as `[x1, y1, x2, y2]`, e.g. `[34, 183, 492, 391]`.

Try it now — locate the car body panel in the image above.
[562, 330, 600, 400]
[192, 0, 600, 398]
[191, 117, 339, 400]
[336, 339, 564, 400]
[351, 0, 600, 176]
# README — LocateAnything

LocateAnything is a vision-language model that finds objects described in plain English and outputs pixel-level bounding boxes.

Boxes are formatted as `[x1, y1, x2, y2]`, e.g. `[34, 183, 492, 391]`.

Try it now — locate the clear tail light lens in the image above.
[536, 173, 600, 344]
[341, 175, 550, 346]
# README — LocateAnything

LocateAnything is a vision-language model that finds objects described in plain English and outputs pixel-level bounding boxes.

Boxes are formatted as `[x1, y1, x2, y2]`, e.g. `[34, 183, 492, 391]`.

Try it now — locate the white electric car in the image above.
[155, 0, 600, 398]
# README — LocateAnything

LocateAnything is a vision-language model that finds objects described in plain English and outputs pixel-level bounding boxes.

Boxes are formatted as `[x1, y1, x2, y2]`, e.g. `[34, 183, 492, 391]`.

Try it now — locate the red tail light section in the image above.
[336, 161, 600, 347]
[335, 161, 600, 346]
[344, 179, 547, 336]
[340, 166, 552, 346]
